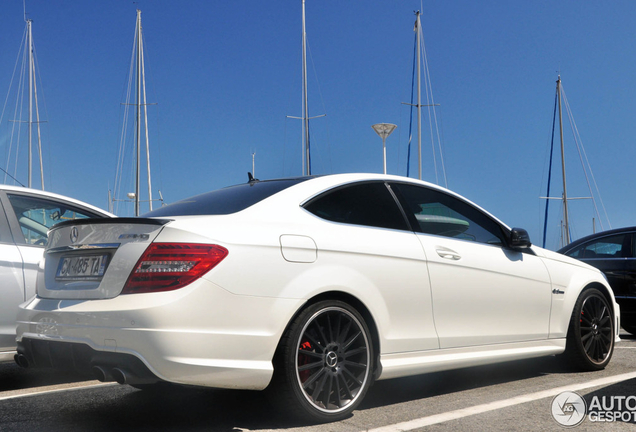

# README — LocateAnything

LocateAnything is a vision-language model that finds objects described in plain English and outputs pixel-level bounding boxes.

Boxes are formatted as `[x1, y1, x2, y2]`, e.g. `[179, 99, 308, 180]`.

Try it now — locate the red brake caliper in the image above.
[298, 340, 312, 382]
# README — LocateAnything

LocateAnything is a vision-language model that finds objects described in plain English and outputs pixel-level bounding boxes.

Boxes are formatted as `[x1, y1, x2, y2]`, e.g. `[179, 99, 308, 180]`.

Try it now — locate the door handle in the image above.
[436, 249, 461, 260]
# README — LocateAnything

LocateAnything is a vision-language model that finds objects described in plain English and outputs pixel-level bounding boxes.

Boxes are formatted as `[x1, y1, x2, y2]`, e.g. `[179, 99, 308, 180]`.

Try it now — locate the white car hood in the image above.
[533, 245, 603, 274]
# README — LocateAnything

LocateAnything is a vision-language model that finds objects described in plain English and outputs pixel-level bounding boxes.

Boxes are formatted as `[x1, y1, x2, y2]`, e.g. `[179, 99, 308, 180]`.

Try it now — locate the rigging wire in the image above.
[142, 31, 164, 205]
[306, 39, 329, 174]
[1, 24, 27, 184]
[560, 85, 611, 231]
[419, 22, 447, 188]
[113, 21, 138, 215]
[0, 166, 24, 187]
[0, 26, 28, 182]
[9, 26, 28, 184]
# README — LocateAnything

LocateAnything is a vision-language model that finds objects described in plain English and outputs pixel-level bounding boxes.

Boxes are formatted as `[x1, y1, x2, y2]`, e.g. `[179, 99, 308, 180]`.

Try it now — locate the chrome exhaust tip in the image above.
[92, 366, 113, 382]
[112, 368, 128, 385]
[14, 354, 29, 368]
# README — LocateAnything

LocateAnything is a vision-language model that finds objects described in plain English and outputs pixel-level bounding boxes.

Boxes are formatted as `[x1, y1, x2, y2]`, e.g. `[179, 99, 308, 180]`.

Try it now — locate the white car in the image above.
[15, 174, 618, 422]
[0, 185, 112, 363]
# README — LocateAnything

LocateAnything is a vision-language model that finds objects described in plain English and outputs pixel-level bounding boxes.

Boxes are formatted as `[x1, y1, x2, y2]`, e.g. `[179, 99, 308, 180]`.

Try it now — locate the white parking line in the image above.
[0, 382, 116, 402]
[365, 371, 636, 432]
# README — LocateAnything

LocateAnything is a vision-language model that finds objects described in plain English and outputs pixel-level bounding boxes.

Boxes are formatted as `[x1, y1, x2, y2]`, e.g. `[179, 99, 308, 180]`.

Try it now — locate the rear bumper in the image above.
[16, 338, 159, 385]
[16, 279, 304, 390]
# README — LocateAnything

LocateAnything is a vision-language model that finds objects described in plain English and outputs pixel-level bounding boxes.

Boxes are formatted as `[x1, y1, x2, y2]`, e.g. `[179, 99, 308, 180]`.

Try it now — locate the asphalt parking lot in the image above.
[1, 332, 635, 432]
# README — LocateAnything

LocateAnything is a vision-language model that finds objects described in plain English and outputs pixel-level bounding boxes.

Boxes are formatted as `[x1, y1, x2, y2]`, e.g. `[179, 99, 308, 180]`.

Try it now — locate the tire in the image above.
[564, 288, 615, 371]
[267, 300, 374, 423]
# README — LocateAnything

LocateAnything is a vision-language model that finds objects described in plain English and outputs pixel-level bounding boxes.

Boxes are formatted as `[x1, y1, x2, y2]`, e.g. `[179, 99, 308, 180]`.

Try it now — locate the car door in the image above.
[0, 197, 25, 352]
[391, 182, 552, 349]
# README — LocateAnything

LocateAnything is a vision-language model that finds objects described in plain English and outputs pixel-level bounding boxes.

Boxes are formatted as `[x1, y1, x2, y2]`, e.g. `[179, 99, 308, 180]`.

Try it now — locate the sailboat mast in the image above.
[27, 19, 33, 188]
[302, 0, 310, 176]
[415, 12, 422, 180]
[135, 10, 142, 217]
[557, 76, 570, 245]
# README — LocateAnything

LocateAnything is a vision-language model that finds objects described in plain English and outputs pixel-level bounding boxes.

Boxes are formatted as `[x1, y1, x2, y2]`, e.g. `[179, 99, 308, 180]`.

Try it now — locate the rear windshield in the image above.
[142, 177, 310, 217]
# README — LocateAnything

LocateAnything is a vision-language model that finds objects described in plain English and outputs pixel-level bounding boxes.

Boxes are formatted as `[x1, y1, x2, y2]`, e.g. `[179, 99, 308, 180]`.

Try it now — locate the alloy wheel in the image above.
[579, 294, 613, 364]
[295, 306, 371, 414]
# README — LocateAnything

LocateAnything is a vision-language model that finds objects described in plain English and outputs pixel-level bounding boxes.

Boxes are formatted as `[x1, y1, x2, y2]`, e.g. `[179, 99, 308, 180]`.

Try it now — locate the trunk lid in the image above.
[38, 218, 171, 300]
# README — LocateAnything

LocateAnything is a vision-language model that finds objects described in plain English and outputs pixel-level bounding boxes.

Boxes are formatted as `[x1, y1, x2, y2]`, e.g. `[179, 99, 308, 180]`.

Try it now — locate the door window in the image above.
[7, 194, 101, 246]
[566, 233, 632, 259]
[303, 182, 409, 231]
[391, 183, 506, 246]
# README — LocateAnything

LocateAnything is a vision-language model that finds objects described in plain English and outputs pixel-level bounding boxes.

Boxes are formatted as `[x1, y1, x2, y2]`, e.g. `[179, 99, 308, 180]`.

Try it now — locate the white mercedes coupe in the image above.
[16, 174, 619, 422]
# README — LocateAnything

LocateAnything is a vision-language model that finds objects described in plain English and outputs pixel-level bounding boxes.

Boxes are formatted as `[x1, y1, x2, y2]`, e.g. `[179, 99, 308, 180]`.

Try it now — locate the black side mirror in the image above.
[510, 228, 532, 249]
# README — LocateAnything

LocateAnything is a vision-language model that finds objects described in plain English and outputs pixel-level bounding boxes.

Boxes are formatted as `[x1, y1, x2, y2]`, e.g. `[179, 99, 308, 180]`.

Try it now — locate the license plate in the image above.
[56, 254, 110, 279]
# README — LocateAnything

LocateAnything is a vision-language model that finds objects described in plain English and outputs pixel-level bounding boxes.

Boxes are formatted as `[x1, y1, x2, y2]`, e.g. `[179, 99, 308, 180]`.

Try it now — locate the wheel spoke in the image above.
[594, 301, 603, 319]
[580, 332, 593, 343]
[323, 374, 334, 408]
[343, 346, 368, 359]
[580, 314, 593, 326]
[326, 313, 335, 343]
[583, 334, 594, 353]
[334, 312, 343, 343]
[303, 366, 326, 389]
[299, 349, 324, 359]
[596, 340, 604, 360]
[313, 319, 330, 348]
[593, 339, 601, 360]
[338, 319, 352, 344]
[298, 360, 324, 372]
[340, 372, 355, 399]
[342, 359, 368, 369]
[334, 374, 342, 408]
[343, 330, 362, 351]
[311, 369, 329, 400]
[342, 366, 363, 386]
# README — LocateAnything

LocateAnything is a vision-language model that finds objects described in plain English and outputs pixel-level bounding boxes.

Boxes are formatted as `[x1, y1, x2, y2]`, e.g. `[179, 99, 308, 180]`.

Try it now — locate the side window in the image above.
[392, 183, 506, 246]
[303, 182, 409, 231]
[566, 234, 631, 259]
[7, 194, 100, 246]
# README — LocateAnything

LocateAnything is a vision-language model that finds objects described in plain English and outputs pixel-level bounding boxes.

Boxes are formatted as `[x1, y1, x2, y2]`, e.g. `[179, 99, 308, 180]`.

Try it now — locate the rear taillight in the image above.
[121, 243, 228, 294]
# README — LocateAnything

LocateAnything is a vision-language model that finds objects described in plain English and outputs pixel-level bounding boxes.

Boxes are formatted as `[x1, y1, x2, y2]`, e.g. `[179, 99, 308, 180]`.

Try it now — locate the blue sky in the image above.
[1, 1, 635, 250]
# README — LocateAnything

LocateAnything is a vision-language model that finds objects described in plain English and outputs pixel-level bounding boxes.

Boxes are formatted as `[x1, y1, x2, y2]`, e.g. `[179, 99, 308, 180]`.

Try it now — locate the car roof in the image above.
[0, 184, 114, 217]
[246, 173, 512, 230]
[558, 225, 636, 253]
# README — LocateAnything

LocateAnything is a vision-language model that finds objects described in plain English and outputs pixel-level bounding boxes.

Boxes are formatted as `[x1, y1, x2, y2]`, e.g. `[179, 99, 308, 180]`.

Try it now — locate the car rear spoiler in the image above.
[51, 217, 173, 229]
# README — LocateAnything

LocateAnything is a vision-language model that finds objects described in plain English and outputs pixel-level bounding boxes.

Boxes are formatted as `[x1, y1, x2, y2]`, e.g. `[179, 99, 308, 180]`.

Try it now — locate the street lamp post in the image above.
[372, 123, 397, 174]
